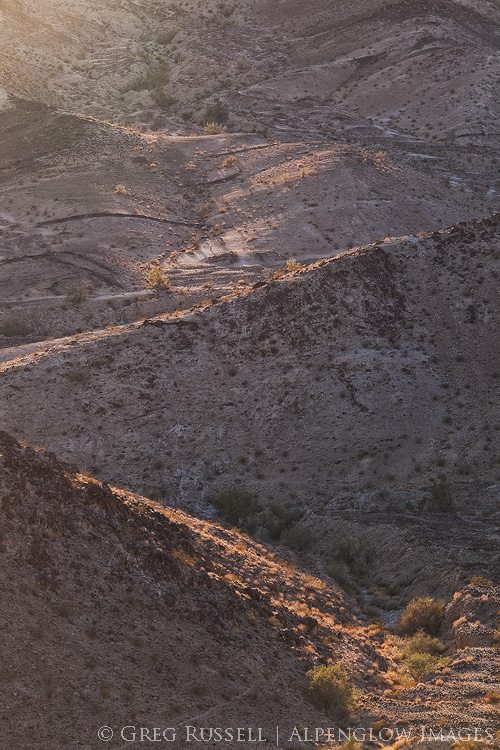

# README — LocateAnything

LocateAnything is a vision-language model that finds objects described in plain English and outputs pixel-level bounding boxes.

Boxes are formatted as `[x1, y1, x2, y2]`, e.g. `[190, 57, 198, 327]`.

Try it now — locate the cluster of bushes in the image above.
[395, 597, 448, 682]
[130, 59, 170, 92]
[203, 97, 229, 133]
[397, 596, 445, 637]
[266, 503, 305, 541]
[203, 96, 228, 126]
[211, 490, 314, 549]
[326, 533, 371, 592]
[211, 489, 261, 530]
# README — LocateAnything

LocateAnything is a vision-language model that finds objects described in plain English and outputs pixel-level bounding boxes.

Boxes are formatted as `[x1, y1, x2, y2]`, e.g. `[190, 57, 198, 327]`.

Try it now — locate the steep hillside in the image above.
[1, 213, 499, 513]
[1, 433, 499, 749]
[0, 431, 381, 749]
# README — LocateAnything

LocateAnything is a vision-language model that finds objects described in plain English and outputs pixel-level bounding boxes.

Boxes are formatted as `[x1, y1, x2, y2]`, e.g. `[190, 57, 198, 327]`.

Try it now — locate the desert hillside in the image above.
[1, 0, 499, 342]
[1, 0, 500, 144]
[1, 213, 499, 513]
[1, 1, 499, 746]
[1, 432, 499, 749]
[1, 97, 497, 343]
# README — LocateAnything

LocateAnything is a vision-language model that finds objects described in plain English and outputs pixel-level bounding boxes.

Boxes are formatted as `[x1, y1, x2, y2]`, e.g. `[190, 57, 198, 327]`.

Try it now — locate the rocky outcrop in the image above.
[444, 583, 500, 650]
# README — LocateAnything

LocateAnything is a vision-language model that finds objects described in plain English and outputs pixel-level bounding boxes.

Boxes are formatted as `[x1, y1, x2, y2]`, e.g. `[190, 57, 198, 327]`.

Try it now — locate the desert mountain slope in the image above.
[1, 212, 499, 511]
[1, 434, 499, 749]
[236, 0, 500, 144]
[2, 0, 500, 347]
[1, 97, 498, 342]
[0, 429, 392, 749]
[1, 2, 500, 744]
[1, 0, 500, 145]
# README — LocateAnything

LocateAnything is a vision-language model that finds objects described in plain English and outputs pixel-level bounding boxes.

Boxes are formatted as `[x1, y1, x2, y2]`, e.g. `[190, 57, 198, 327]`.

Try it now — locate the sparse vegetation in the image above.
[146, 265, 171, 290]
[4, 1, 500, 743]
[0, 319, 29, 337]
[273, 257, 303, 279]
[281, 522, 314, 552]
[129, 59, 169, 92]
[306, 664, 357, 718]
[421, 475, 456, 513]
[222, 155, 238, 168]
[211, 488, 261, 528]
[204, 122, 227, 135]
[397, 597, 445, 636]
[401, 652, 439, 682]
[401, 630, 445, 657]
[326, 533, 371, 592]
[285, 258, 302, 273]
[265, 503, 305, 541]
[203, 96, 228, 126]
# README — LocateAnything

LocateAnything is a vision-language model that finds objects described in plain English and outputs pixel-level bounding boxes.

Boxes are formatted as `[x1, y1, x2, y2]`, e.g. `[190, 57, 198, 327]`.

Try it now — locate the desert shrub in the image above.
[397, 597, 445, 636]
[326, 533, 371, 591]
[211, 489, 261, 527]
[402, 652, 438, 682]
[0, 319, 29, 337]
[402, 630, 445, 657]
[485, 690, 500, 704]
[285, 258, 302, 273]
[146, 266, 170, 290]
[306, 664, 357, 717]
[203, 96, 228, 125]
[66, 285, 88, 305]
[422, 475, 455, 512]
[130, 60, 169, 92]
[281, 522, 314, 552]
[273, 257, 303, 279]
[222, 155, 238, 168]
[204, 122, 227, 135]
[266, 503, 304, 540]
